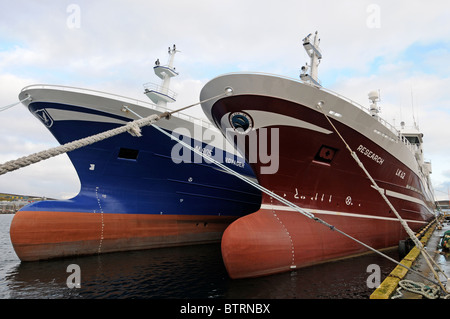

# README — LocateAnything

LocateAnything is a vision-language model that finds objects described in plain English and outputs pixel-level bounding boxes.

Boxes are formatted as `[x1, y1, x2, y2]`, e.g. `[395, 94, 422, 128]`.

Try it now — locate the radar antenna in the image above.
[300, 31, 322, 87]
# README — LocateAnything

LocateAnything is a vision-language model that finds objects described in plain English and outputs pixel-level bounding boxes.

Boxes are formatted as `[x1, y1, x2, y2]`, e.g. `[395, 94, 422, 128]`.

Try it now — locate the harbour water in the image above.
[0, 213, 401, 299]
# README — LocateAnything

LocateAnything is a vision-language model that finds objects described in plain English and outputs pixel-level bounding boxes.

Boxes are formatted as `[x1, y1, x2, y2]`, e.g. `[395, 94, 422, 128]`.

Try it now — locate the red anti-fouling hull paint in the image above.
[221, 208, 421, 279]
[10, 210, 236, 261]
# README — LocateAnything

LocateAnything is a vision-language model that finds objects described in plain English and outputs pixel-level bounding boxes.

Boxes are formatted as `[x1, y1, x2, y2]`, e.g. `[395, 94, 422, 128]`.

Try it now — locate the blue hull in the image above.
[26, 101, 261, 216]
[10, 87, 261, 261]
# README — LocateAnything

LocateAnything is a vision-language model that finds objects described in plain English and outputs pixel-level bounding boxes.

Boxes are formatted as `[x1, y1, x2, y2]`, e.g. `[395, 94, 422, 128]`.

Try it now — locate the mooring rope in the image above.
[316, 101, 449, 294]
[0, 95, 32, 112]
[124, 104, 443, 289]
[2, 88, 447, 293]
[0, 113, 160, 176]
[391, 279, 450, 299]
[0, 91, 227, 176]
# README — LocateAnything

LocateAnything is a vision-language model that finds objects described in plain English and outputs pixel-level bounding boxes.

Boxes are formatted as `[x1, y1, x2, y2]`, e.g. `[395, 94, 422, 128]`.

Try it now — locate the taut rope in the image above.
[0, 91, 227, 176]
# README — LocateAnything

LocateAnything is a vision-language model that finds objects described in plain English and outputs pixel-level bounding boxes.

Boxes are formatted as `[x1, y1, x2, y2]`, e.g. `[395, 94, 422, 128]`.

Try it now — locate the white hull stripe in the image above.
[46, 108, 127, 125]
[385, 189, 430, 209]
[40, 107, 234, 154]
[375, 186, 435, 216]
[244, 110, 333, 134]
[260, 204, 428, 224]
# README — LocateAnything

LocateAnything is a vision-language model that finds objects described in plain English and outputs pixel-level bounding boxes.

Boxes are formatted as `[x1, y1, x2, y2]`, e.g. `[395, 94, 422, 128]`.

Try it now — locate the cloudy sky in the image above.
[1, 0, 450, 201]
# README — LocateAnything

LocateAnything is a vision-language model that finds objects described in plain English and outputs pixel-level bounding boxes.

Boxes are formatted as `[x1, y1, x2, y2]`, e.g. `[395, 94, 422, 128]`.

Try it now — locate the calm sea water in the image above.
[0, 214, 400, 300]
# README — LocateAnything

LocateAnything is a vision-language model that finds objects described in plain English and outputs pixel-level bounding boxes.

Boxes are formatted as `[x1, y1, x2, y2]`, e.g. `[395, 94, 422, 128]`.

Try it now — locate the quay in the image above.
[0, 192, 49, 214]
[370, 214, 450, 299]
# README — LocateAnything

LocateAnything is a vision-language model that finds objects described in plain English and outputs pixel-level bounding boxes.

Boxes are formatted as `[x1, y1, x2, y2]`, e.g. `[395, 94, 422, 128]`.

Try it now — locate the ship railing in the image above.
[20, 84, 216, 130]
[143, 82, 178, 101]
[400, 134, 417, 153]
[316, 84, 418, 154]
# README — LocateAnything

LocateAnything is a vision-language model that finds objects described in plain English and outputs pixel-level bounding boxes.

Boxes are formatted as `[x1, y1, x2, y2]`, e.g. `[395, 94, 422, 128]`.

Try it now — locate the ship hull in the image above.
[11, 210, 235, 261]
[11, 86, 261, 261]
[200, 73, 435, 278]
[221, 208, 419, 279]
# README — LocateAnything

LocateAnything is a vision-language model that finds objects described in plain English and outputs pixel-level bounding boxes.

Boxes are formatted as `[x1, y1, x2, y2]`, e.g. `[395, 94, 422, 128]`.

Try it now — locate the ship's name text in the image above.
[356, 145, 384, 165]
[395, 168, 406, 179]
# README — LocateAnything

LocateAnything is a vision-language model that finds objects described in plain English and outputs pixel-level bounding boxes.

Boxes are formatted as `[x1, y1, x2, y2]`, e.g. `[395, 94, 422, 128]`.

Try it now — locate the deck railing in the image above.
[20, 84, 216, 130]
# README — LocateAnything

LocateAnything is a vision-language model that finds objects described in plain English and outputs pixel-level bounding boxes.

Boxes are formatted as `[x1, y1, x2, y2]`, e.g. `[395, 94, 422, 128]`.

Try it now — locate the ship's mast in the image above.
[300, 31, 322, 87]
[368, 90, 381, 119]
[144, 44, 180, 107]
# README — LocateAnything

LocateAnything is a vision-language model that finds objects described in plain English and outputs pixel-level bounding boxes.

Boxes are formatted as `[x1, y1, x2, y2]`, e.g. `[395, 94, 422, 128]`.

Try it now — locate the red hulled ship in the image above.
[200, 32, 436, 279]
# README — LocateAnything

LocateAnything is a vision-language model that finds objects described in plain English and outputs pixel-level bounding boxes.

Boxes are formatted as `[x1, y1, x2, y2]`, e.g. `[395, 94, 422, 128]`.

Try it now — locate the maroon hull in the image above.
[212, 95, 433, 220]
[201, 75, 436, 279]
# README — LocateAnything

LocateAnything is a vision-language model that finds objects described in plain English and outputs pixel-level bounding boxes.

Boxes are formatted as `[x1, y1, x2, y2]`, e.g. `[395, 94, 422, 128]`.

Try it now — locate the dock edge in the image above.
[370, 219, 438, 299]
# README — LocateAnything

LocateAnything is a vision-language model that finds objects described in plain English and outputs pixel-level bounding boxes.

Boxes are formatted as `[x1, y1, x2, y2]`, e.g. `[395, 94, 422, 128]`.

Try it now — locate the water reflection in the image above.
[5, 244, 229, 299]
[225, 249, 400, 299]
[3, 243, 399, 299]
[2, 213, 402, 299]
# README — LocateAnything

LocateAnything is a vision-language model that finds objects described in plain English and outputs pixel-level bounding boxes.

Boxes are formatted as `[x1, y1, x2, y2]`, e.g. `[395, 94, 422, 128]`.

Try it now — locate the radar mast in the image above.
[300, 31, 322, 87]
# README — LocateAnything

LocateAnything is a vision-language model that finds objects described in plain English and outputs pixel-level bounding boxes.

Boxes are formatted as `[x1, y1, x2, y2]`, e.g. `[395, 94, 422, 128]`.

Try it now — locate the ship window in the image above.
[118, 148, 139, 160]
[314, 145, 337, 164]
[405, 136, 420, 145]
[229, 112, 253, 134]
